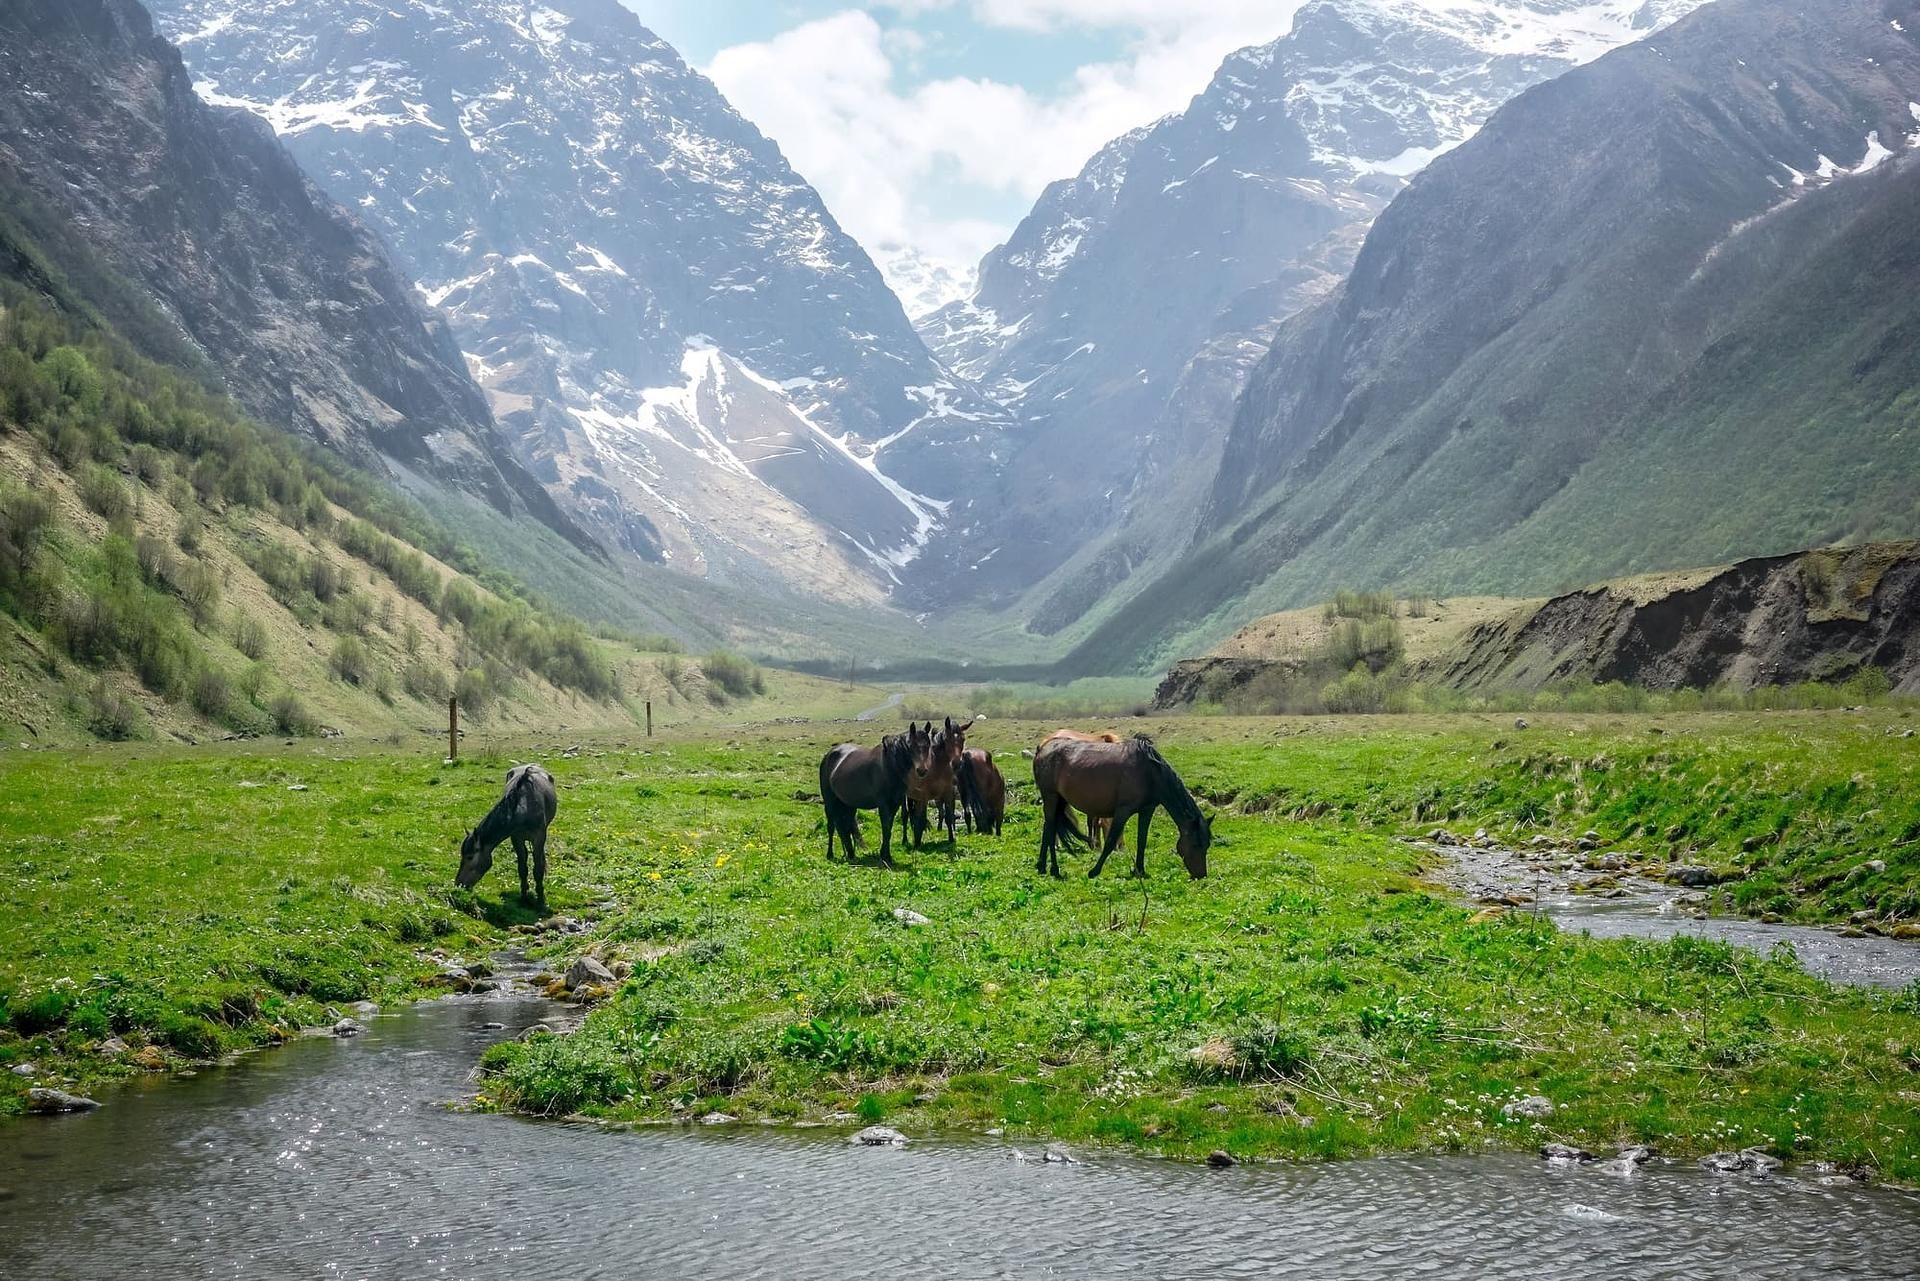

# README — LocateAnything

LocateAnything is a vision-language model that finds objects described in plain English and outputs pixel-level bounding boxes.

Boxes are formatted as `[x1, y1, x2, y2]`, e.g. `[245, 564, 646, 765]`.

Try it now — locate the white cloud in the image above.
[703, 5, 1304, 290]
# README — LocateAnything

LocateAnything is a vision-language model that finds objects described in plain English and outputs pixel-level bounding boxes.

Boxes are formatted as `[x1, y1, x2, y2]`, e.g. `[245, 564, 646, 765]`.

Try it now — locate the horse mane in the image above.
[879, 732, 912, 774]
[471, 766, 535, 850]
[1126, 736, 1203, 831]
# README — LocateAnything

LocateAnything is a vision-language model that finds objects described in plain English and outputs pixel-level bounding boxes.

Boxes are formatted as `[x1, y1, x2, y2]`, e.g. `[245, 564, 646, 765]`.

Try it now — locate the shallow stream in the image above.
[1428, 838, 1920, 989]
[4, 973, 1918, 1278]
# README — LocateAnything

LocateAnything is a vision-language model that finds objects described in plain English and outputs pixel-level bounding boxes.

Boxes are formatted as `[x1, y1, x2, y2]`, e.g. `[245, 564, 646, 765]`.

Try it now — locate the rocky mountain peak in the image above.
[917, 0, 1705, 613]
[156, 0, 1009, 599]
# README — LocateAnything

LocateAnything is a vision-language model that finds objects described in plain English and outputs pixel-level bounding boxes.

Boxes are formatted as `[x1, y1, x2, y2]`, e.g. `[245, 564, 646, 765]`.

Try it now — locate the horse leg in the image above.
[1048, 796, 1066, 877]
[1039, 794, 1062, 875]
[533, 831, 549, 910]
[512, 835, 531, 903]
[1089, 808, 1134, 878]
[879, 801, 896, 868]
[1132, 808, 1153, 878]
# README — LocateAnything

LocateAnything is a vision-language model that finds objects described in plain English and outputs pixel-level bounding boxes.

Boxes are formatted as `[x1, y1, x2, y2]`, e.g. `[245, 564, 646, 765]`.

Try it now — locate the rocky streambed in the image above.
[1418, 829, 1920, 989]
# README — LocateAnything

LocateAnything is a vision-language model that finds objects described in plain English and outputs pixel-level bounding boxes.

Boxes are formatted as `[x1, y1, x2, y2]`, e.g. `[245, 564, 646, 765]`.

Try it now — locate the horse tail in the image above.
[955, 753, 978, 827]
[1057, 806, 1090, 847]
[819, 750, 861, 849]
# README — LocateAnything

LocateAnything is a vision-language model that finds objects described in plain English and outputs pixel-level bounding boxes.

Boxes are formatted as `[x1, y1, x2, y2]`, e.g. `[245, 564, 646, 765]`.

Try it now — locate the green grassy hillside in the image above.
[0, 284, 892, 743]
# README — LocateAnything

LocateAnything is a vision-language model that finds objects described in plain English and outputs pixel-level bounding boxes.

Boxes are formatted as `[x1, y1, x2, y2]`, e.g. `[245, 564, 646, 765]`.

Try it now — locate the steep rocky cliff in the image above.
[925, 0, 1702, 611]
[1076, 0, 1920, 674]
[0, 0, 583, 545]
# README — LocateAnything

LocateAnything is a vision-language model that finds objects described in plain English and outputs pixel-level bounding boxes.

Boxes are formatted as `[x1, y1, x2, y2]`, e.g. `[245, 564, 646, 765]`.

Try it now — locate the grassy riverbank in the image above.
[4, 711, 1918, 1181]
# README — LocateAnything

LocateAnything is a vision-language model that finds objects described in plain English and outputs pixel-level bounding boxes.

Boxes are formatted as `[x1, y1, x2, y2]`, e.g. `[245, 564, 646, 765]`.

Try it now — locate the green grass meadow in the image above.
[3, 710, 1918, 1179]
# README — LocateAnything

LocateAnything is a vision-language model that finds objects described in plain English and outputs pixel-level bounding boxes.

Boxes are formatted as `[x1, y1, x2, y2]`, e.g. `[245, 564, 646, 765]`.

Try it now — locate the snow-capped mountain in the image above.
[925, 0, 1705, 613]
[872, 244, 978, 322]
[154, 0, 1007, 600]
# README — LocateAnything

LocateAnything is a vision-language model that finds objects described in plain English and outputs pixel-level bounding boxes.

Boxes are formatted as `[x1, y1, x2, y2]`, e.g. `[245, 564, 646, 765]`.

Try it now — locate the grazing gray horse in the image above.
[456, 764, 558, 908]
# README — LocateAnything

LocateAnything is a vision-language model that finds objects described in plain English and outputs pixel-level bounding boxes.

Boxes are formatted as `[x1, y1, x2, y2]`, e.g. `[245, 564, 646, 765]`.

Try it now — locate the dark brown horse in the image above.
[456, 763, 558, 908]
[907, 717, 970, 846]
[820, 723, 934, 867]
[1044, 729, 1122, 846]
[1031, 734, 1210, 879]
[956, 747, 1005, 835]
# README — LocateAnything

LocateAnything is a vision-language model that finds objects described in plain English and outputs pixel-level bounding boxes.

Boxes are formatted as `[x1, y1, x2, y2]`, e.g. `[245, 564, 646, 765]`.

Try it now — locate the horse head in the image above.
[455, 826, 493, 889]
[941, 717, 972, 764]
[1176, 809, 1213, 880]
[908, 721, 935, 779]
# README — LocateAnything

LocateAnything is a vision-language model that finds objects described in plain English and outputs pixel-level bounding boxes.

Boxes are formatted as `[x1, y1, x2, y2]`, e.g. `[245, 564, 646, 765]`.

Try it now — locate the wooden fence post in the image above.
[447, 696, 459, 762]
[645, 699, 653, 737]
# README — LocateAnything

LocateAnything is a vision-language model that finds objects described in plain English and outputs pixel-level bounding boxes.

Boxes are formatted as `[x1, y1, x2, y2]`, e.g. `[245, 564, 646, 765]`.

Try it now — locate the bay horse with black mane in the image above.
[956, 746, 1005, 836]
[907, 717, 971, 846]
[455, 763, 558, 908]
[1031, 733, 1211, 879]
[820, 722, 935, 867]
[1044, 729, 1121, 846]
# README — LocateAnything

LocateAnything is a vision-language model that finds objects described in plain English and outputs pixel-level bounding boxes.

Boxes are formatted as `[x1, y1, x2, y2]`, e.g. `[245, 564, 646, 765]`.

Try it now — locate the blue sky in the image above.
[618, 3, 1304, 288]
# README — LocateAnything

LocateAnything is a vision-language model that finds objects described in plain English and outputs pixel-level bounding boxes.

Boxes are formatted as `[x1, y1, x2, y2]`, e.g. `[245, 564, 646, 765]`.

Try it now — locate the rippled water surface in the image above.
[3, 987, 1918, 1280]
[1432, 840, 1920, 989]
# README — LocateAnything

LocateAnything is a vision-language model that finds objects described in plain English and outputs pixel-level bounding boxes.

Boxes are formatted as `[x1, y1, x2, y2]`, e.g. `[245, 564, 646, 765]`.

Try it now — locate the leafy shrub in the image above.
[268, 689, 316, 736]
[133, 533, 174, 583]
[323, 592, 374, 636]
[230, 614, 269, 660]
[127, 443, 168, 485]
[1326, 617, 1403, 673]
[453, 667, 492, 716]
[404, 659, 451, 704]
[189, 664, 236, 722]
[1326, 589, 1396, 621]
[330, 636, 372, 685]
[170, 560, 221, 627]
[701, 650, 760, 700]
[174, 508, 204, 553]
[77, 464, 130, 523]
[306, 556, 343, 603]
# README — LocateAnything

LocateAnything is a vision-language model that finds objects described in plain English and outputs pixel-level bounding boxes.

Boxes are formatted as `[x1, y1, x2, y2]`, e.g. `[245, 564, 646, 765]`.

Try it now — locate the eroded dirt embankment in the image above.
[1436, 543, 1920, 693]
[1154, 542, 1920, 707]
